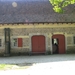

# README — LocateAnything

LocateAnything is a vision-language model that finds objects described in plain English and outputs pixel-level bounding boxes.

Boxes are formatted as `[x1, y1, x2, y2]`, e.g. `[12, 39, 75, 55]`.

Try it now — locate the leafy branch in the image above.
[49, 0, 75, 13]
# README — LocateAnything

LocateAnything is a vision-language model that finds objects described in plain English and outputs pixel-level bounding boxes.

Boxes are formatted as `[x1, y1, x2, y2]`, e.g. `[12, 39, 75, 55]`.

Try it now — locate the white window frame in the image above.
[11, 38, 18, 48]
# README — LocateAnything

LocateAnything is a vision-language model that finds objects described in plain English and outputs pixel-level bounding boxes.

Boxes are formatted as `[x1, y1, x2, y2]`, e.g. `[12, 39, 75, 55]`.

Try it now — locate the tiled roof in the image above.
[0, 0, 75, 23]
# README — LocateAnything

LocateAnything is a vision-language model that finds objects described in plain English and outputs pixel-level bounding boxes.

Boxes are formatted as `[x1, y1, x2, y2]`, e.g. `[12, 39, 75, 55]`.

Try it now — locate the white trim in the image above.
[64, 33, 67, 50]
[11, 36, 29, 38]
[53, 32, 64, 34]
[0, 23, 75, 29]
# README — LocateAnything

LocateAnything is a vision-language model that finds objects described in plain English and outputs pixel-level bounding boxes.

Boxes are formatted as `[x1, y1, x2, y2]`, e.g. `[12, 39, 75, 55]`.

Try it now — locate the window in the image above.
[0, 38, 3, 48]
[13, 38, 17, 47]
[73, 37, 75, 44]
[0, 39, 2, 47]
[13, 38, 22, 47]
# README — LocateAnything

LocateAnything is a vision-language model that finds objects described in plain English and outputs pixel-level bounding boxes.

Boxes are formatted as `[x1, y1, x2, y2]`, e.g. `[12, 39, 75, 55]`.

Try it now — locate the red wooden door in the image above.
[52, 34, 65, 54]
[58, 35, 65, 54]
[32, 35, 45, 53]
[38, 36, 45, 52]
[32, 36, 38, 52]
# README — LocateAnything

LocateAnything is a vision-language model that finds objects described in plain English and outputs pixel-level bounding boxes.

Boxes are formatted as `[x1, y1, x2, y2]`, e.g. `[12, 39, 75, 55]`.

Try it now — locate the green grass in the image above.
[0, 64, 6, 69]
[0, 64, 31, 70]
[0, 64, 16, 70]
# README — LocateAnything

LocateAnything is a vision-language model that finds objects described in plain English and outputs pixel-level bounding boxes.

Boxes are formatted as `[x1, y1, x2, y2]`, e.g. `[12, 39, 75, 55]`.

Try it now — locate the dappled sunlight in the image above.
[26, 60, 75, 75]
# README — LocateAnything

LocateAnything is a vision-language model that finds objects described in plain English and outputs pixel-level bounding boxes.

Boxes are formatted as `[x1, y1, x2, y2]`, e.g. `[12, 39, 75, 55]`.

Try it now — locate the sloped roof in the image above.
[0, 0, 75, 23]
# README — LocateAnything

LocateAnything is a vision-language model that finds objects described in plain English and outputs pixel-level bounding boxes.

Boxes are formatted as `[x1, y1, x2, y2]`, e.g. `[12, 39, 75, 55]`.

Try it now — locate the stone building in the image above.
[0, 0, 75, 56]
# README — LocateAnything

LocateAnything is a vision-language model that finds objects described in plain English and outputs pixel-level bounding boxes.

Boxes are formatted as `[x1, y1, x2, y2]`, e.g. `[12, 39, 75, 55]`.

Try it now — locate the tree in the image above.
[49, 0, 75, 13]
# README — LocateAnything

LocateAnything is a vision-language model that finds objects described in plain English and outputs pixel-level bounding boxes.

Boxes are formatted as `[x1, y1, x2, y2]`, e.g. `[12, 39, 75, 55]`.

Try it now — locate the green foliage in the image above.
[53, 6, 64, 13]
[0, 64, 6, 70]
[49, 0, 75, 13]
[0, 64, 30, 70]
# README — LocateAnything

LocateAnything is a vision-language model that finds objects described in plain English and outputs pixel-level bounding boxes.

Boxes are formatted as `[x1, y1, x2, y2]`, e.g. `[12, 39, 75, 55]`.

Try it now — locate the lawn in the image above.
[0, 63, 32, 70]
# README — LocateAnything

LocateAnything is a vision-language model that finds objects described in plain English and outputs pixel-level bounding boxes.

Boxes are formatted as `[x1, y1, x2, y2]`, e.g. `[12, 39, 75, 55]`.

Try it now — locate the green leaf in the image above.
[49, 0, 75, 13]
[62, 1, 70, 7]
[49, 0, 63, 5]
[71, 0, 75, 4]
[53, 6, 64, 13]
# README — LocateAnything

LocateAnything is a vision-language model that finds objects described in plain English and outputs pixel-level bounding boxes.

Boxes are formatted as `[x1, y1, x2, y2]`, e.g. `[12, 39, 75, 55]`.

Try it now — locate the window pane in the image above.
[13, 38, 17, 46]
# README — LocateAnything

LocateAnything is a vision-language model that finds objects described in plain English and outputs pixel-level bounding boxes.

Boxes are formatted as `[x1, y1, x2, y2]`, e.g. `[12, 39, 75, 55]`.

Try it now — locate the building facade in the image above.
[0, 23, 75, 56]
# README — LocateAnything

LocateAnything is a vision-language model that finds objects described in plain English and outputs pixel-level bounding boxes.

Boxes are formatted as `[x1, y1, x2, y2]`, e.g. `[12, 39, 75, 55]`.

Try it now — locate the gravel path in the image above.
[0, 54, 75, 64]
[0, 54, 75, 75]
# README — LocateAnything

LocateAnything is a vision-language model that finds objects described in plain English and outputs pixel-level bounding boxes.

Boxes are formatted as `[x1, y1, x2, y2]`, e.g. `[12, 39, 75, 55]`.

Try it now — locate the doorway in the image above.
[52, 38, 59, 54]
[52, 34, 65, 54]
